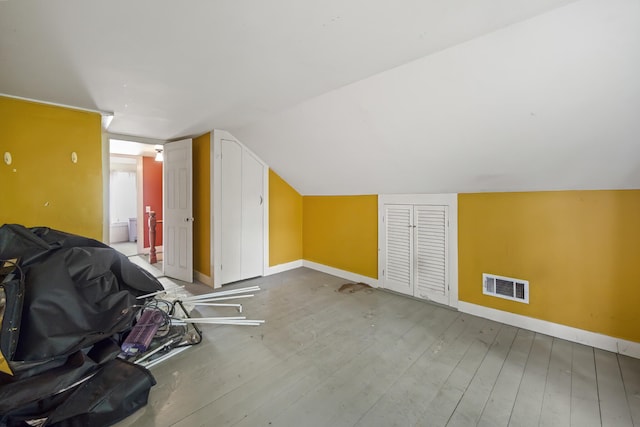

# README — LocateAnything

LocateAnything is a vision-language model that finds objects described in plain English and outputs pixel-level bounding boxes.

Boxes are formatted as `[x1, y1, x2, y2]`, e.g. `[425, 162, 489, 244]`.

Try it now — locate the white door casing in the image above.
[163, 139, 193, 282]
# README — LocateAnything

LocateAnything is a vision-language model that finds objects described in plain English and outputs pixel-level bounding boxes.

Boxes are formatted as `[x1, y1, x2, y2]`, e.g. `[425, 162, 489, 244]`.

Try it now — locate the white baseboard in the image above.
[265, 260, 303, 276]
[194, 270, 214, 287]
[458, 301, 640, 359]
[302, 260, 379, 288]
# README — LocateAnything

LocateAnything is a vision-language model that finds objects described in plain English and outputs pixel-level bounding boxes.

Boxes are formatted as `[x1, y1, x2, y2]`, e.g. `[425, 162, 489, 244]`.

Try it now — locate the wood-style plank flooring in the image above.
[115, 267, 640, 427]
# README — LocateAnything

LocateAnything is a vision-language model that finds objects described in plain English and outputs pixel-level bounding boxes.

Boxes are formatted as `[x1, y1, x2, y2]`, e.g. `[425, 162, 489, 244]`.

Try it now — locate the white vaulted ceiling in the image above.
[1, 0, 639, 194]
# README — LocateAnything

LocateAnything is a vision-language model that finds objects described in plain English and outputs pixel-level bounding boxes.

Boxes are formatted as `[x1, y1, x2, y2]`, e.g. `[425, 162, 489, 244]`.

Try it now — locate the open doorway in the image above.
[109, 155, 138, 254]
[108, 139, 164, 276]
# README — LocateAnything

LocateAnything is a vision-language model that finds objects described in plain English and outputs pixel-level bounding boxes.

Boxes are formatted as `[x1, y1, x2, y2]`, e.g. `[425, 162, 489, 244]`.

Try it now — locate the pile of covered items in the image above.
[0, 224, 166, 426]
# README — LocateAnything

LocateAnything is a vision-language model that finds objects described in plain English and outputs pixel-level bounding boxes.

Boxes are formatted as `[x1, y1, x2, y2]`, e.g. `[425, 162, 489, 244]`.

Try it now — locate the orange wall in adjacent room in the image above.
[269, 169, 303, 266]
[0, 96, 102, 239]
[303, 195, 378, 280]
[193, 133, 211, 277]
[142, 157, 163, 247]
[458, 190, 640, 343]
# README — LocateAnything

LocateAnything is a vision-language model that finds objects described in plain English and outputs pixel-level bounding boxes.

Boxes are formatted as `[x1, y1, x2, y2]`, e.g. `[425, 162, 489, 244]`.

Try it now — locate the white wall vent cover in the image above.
[483, 273, 529, 304]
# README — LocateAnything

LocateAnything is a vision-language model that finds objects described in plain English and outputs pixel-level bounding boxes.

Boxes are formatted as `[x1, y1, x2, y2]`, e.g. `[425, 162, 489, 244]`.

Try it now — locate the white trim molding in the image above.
[101, 133, 110, 244]
[212, 130, 223, 288]
[108, 132, 167, 146]
[262, 163, 270, 279]
[458, 301, 640, 359]
[0, 93, 112, 116]
[265, 260, 303, 276]
[303, 260, 379, 288]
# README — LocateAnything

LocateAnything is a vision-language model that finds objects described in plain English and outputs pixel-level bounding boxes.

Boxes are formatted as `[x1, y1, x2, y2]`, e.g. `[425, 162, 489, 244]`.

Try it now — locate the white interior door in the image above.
[383, 204, 414, 295]
[220, 139, 242, 284]
[163, 139, 193, 282]
[241, 151, 264, 279]
[414, 205, 449, 304]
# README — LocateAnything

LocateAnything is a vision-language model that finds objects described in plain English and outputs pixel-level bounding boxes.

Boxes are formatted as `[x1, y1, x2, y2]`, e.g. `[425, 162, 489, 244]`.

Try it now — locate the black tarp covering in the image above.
[0, 224, 162, 362]
[44, 358, 156, 427]
[0, 352, 98, 419]
[0, 224, 163, 425]
[0, 358, 156, 427]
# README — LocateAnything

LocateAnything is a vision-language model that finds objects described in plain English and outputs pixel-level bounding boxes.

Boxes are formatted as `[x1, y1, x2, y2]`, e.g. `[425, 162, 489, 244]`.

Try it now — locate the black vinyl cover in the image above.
[43, 358, 156, 427]
[0, 270, 24, 363]
[0, 224, 163, 362]
[0, 225, 163, 423]
[0, 351, 98, 422]
[0, 358, 156, 427]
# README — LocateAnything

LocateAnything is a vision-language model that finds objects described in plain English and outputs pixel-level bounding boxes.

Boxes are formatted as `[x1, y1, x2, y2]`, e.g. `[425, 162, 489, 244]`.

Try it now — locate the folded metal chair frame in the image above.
[125, 285, 266, 368]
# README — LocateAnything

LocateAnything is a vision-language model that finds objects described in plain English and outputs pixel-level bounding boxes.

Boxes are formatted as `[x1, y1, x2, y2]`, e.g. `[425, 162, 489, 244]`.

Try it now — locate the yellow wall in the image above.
[0, 97, 102, 239]
[303, 195, 378, 279]
[459, 190, 640, 342]
[269, 170, 303, 266]
[7, 100, 629, 343]
[193, 132, 211, 277]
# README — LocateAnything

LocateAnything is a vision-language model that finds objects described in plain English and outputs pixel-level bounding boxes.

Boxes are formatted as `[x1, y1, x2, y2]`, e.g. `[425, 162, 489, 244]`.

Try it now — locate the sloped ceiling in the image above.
[1, 0, 638, 194]
[233, 0, 640, 194]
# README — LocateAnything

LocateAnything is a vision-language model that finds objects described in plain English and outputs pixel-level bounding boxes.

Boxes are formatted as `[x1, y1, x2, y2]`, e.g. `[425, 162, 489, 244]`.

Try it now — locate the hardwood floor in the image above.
[115, 267, 640, 427]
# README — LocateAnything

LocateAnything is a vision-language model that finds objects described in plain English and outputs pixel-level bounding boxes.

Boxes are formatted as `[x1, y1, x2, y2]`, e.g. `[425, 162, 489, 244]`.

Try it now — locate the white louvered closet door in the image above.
[383, 205, 414, 295]
[414, 205, 449, 304]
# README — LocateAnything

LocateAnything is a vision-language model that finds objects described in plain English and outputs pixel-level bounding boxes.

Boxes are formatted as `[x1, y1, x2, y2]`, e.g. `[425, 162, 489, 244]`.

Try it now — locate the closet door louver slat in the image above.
[414, 205, 449, 305]
[384, 205, 413, 294]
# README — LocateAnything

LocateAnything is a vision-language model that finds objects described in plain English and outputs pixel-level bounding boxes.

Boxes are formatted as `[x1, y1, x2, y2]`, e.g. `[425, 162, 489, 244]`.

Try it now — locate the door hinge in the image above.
[382, 269, 385, 277]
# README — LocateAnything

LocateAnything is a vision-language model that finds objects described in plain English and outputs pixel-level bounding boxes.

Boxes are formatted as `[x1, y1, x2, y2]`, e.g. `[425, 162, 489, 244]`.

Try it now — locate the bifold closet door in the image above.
[382, 204, 449, 304]
[414, 205, 448, 305]
[383, 204, 414, 295]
